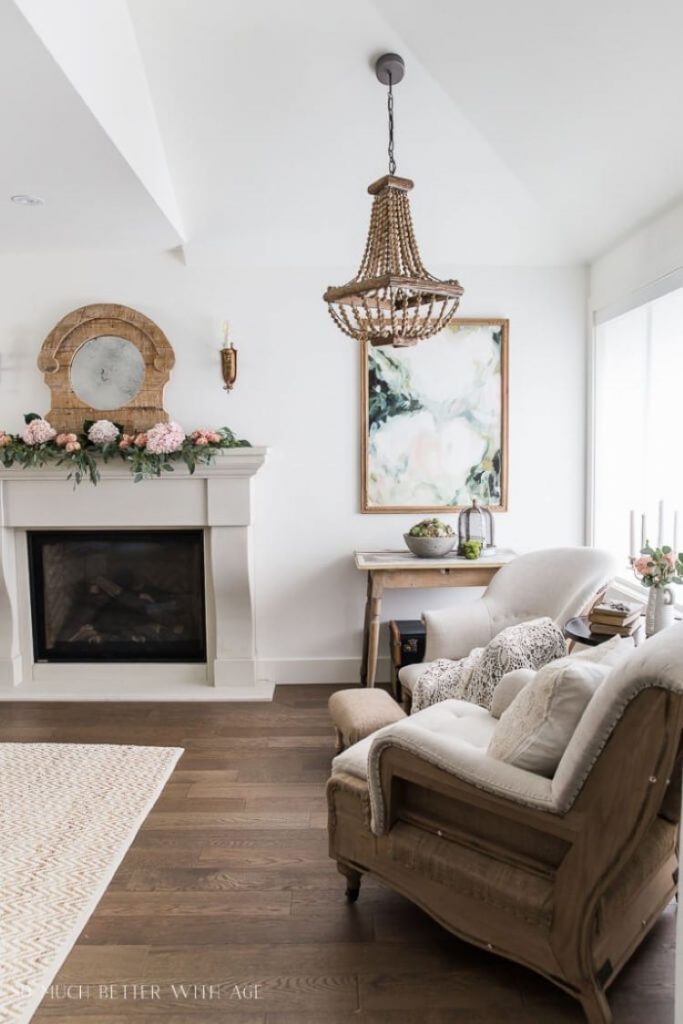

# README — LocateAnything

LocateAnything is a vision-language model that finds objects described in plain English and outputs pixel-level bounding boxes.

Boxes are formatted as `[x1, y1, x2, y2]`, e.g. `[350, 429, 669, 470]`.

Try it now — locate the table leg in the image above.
[360, 574, 373, 686]
[366, 574, 384, 688]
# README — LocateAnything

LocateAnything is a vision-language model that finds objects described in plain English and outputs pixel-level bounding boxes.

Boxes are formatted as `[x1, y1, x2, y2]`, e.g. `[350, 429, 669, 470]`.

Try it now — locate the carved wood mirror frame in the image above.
[37, 303, 175, 433]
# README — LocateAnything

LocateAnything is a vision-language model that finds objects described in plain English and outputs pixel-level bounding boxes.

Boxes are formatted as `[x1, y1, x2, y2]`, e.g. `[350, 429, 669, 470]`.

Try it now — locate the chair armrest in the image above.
[367, 718, 556, 835]
[375, 744, 578, 844]
[423, 600, 493, 661]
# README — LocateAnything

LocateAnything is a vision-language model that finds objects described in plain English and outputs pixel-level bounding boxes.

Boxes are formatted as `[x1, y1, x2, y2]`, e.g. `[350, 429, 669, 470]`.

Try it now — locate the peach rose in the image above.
[133, 433, 147, 448]
[55, 432, 78, 447]
[634, 555, 653, 575]
[65, 440, 81, 453]
[118, 434, 134, 450]
[0, 432, 12, 448]
[191, 428, 221, 445]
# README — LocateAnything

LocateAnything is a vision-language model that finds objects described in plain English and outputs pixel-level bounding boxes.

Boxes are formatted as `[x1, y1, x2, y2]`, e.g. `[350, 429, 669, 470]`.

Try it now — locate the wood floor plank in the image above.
[358, 968, 525, 1012]
[81, 914, 375, 946]
[111, 866, 340, 893]
[95, 892, 292, 917]
[0, 688, 669, 1024]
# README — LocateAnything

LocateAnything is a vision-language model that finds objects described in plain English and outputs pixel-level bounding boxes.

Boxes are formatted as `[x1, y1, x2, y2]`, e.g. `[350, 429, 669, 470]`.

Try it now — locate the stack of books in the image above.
[589, 600, 642, 637]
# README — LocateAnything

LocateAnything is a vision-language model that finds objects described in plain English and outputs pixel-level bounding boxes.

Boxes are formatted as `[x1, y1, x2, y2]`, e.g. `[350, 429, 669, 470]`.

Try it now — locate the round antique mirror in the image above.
[38, 304, 175, 433]
[70, 335, 146, 410]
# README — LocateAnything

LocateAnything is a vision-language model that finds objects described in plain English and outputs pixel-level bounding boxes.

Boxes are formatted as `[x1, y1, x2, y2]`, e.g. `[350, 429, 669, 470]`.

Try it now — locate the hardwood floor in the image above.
[1, 686, 674, 1023]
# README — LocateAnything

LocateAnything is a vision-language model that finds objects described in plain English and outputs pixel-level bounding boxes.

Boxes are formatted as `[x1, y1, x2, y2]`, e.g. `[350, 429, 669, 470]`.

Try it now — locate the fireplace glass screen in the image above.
[28, 530, 206, 662]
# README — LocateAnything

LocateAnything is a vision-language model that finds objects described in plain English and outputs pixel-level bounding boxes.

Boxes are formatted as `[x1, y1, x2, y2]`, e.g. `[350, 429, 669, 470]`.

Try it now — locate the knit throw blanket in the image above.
[411, 617, 568, 713]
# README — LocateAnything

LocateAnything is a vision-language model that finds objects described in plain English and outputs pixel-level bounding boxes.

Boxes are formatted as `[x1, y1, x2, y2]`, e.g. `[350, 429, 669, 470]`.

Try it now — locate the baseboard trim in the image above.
[0, 677, 276, 701]
[256, 656, 392, 686]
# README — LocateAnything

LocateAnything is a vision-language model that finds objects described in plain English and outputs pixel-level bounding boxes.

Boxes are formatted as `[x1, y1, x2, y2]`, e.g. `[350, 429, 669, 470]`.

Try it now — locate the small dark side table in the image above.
[564, 615, 643, 648]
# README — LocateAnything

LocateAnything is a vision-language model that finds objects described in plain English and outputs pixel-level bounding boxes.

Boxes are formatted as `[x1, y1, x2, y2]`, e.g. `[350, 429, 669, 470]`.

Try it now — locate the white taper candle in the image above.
[658, 500, 665, 547]
[629, 510, 636, 561]
[674, 511, 679, 557]
[641, 514, 646, 549]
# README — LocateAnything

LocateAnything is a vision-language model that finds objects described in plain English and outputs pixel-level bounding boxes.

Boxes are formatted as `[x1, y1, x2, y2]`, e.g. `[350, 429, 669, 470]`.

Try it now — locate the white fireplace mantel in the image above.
[0, 448, 273, 700]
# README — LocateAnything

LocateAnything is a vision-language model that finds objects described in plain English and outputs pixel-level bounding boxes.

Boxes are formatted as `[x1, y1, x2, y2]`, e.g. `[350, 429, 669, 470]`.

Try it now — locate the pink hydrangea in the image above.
[146, 421, 186, 455]
[21, 418, 56, 446]
[0, 432, 12, 448]
[87, 420, 119, 445]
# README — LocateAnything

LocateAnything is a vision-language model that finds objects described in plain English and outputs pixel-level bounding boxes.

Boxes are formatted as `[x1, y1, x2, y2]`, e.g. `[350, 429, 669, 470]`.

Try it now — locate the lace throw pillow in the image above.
[487, 658, 611, 776]
[462, 617, 568, 709]
[411, 617, 567, 713]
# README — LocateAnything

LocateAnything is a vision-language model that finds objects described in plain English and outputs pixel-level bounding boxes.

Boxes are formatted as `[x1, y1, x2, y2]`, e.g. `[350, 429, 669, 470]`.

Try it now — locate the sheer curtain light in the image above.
[593, 286, 683, 576]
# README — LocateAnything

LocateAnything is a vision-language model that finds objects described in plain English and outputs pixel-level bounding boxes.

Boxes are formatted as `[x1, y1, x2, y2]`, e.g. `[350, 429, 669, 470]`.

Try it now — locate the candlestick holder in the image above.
[221, 345, 237, 391]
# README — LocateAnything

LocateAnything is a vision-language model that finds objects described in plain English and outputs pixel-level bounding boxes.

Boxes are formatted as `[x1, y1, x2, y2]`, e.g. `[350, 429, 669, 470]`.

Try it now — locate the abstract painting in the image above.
[362, 318, 508, 512]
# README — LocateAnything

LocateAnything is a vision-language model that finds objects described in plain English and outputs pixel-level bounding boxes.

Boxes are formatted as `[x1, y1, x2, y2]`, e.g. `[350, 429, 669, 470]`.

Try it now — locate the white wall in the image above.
[590, 198, 683, 314]
[0, 248, 587, 682]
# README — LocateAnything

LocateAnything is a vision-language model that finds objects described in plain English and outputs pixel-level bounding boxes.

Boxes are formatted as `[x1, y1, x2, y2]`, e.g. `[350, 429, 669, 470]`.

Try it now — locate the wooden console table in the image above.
[355, 549, 516, 687]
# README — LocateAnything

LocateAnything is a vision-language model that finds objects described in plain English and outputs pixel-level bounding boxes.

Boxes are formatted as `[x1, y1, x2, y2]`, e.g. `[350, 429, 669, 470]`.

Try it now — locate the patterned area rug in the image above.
[0, 743, 183, 1024]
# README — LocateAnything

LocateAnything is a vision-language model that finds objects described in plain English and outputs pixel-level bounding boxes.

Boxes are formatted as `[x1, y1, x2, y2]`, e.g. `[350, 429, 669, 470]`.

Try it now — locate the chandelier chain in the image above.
[387, 72, 396, 175]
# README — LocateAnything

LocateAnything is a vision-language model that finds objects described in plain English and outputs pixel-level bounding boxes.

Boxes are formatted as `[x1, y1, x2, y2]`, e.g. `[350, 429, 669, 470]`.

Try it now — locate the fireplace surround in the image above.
[0, 449, 271, 699]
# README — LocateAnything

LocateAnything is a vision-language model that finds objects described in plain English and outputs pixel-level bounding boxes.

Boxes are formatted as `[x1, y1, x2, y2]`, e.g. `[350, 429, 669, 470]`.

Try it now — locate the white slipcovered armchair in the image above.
[399, 547, 618, 700]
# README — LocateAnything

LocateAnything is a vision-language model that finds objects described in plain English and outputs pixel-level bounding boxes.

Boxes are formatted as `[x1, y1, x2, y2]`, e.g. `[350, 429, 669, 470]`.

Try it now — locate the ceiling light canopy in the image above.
[323, 53, 463, 348]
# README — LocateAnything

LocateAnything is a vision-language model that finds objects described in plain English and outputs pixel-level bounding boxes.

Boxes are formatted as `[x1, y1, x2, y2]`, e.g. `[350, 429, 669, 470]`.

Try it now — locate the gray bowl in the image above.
[404, 533, 455, 558]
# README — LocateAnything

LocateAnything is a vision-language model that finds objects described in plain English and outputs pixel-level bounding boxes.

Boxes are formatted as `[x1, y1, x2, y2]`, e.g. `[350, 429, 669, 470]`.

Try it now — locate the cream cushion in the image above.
[398, 661, 430, 695]
[488, 657, 611, 776]
[489, 668, 536, 718]
[333, 698, 497, 781]
[487, 636, 637, 777]
[328, 688, 406, 749]
[488, 637, 634, 726]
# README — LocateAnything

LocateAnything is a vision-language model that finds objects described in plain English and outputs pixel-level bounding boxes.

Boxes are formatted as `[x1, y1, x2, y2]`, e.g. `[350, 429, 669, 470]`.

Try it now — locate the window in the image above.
[593, 286, 683, 581]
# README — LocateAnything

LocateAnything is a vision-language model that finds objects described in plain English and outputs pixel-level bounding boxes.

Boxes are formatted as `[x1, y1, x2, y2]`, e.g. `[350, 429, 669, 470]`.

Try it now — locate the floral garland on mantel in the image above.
[0, 414, 251, 487]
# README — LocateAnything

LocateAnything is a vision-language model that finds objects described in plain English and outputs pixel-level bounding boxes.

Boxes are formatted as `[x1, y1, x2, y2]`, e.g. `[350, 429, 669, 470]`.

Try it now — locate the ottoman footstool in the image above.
[328, 688, 406, 751]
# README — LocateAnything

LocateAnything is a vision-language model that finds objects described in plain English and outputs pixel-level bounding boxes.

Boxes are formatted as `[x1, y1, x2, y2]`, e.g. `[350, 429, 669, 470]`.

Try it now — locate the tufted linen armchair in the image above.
[329, 622, 683, 1024]
[398, 547, 618, 704]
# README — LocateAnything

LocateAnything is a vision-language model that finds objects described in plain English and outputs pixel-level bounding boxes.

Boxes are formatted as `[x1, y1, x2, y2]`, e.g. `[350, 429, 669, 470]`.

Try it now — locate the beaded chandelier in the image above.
[323, 53, 464, 348]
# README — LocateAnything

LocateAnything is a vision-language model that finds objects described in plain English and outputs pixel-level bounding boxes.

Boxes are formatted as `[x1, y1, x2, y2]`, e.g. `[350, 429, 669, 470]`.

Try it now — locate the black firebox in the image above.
[28, 530, 206, 663]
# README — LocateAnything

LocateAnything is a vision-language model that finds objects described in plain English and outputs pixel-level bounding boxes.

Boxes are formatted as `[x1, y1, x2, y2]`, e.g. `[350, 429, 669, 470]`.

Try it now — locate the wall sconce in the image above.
[220, 321, 237, 391]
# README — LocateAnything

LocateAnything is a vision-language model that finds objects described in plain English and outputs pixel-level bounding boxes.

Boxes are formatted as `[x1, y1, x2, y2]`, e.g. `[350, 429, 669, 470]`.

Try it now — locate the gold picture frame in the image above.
[361, 318, 509, 513]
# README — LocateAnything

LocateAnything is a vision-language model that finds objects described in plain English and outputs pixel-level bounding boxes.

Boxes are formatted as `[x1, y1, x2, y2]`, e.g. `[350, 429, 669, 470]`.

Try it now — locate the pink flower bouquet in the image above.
[633, 545, 683, 589]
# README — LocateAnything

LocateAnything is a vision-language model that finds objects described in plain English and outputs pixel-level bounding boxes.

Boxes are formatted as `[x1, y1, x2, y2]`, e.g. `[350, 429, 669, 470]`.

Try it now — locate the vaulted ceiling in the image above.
[2, 0, 683, 265]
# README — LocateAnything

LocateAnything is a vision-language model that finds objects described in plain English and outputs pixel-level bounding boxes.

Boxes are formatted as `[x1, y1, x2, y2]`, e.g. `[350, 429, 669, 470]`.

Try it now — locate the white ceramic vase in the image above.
[645, 585, 675, 637]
